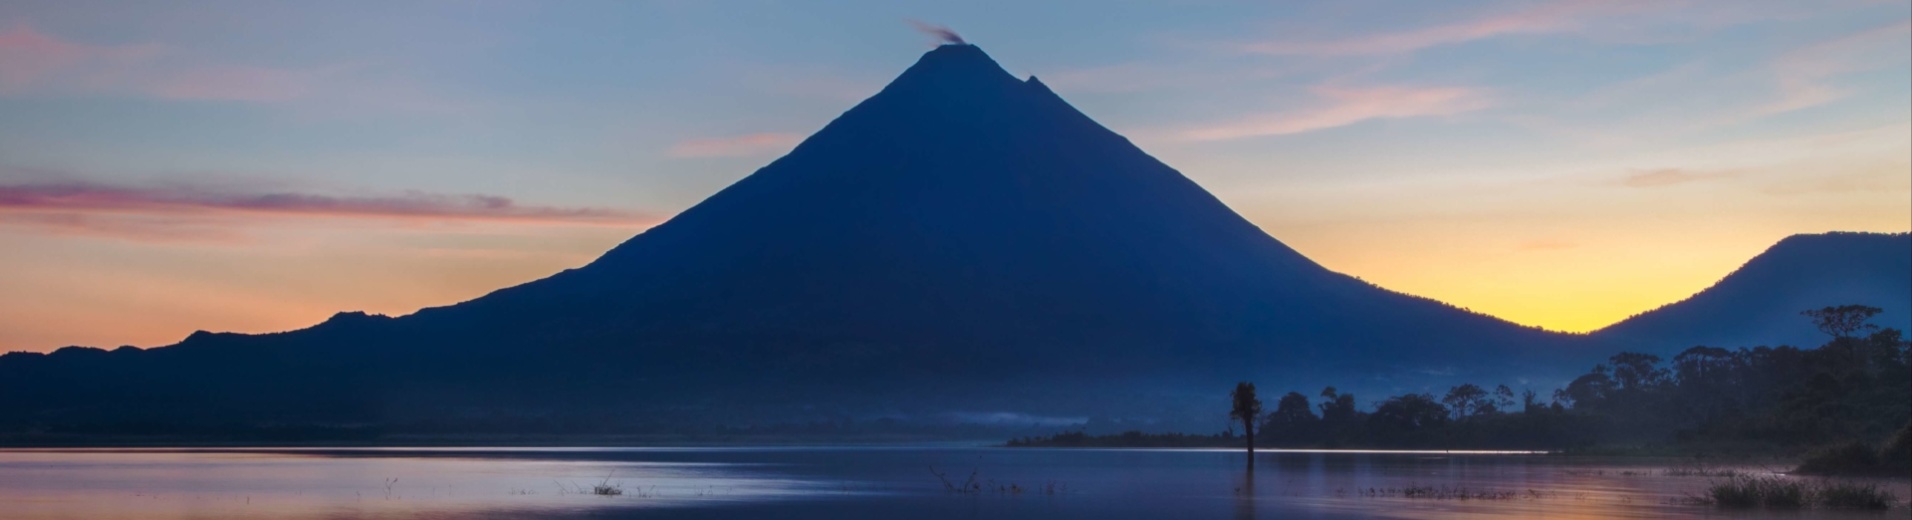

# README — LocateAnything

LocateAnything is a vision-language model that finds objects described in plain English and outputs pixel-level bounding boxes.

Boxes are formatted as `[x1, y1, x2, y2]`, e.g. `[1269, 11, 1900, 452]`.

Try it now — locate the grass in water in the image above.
[591, 471, 624, 496]
[1701, 476, 1896, 510]
[1662, 464, 1745, 478]
[1816, 481, 1898, 510]
[1355, 485, 1522, 500]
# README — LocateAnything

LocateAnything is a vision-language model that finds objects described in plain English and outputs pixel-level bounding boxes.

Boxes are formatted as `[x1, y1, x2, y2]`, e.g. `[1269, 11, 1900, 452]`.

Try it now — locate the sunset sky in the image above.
[2, 0, 1907, 353]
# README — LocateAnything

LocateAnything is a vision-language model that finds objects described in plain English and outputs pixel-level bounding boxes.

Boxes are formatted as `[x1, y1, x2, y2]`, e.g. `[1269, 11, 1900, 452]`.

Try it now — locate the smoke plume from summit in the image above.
[908, 20, 965, 45]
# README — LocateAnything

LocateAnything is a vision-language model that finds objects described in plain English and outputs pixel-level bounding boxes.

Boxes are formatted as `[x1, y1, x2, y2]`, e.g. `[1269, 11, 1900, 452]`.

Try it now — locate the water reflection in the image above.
[0, 448, 828, 520]
[1234, 467, 1255, 520]
[0, 447, 1904, 520]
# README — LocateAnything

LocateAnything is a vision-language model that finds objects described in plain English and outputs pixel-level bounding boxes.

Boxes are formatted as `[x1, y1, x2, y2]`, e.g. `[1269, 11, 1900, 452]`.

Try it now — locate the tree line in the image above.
[1012, 305, 1912, 463]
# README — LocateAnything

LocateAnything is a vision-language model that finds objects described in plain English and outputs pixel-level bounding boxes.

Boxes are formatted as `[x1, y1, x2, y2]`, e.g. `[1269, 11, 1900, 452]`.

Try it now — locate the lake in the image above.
[1, 447, 1904, 519]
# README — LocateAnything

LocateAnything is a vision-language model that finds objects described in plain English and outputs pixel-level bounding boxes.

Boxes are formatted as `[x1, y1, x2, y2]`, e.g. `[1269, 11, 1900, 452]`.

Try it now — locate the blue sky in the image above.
[1, 0, 1908, 350]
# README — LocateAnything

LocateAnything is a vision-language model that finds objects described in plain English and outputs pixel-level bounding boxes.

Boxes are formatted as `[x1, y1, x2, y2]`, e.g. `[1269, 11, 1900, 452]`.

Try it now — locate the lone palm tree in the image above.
[1230, 382, 1262, 470]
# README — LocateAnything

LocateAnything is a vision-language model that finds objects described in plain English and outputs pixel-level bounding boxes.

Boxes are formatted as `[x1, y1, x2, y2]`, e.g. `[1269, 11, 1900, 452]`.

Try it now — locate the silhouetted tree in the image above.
[1262, 391, 1318, 444]
[1230, 382, 1262, 463]
[1370, 394, 1449, 434]
[1318, 386, 1358, 423]
[1555, 365, 1613, 409]
[1492, 384, 1515, 413]
[1608, 352, 1669, 392]
[1521, 388, 1542, 413]
[1443, 384, 1488, 418]
[1673, 346, 1734, 385]
[1803, 305, 1883, 339]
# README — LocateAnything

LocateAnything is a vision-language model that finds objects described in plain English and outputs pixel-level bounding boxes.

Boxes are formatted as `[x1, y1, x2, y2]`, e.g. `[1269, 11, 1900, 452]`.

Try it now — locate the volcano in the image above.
[0, 45, 1587, 438]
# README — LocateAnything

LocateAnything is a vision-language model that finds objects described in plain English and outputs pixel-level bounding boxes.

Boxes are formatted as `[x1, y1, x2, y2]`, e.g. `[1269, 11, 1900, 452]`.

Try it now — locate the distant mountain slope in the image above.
[1594, 232, 1912, 350]
[1, 45, 1590, 438]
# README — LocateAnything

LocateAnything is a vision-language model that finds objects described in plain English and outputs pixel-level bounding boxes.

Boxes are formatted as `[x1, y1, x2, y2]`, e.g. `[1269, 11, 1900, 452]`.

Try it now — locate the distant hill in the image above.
[1594, 232, 1912, 350]
[1, 45, 1609, 440]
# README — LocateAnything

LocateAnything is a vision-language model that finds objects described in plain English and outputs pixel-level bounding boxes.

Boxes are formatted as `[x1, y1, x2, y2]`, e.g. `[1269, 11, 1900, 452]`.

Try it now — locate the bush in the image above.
[1795, 441, 1880, 475]
[1763, 479, 1807, 509]
[1882, 423, 1911, 472]
[1795, 422, 1912, 476]
[1706, 478, 1760, 508]
[1707, 477, 1805, 509]
[1817, 482, 1896, 510]
[1703, 476, 1898, 510]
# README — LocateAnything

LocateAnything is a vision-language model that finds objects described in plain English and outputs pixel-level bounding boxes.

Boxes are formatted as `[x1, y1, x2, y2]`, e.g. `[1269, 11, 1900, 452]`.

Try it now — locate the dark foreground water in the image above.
[1, 447, 1905, 519]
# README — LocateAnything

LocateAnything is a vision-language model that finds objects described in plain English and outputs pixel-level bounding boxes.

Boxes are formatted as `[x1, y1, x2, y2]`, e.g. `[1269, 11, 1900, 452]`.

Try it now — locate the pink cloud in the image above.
[0, 22, 410, 108]
[1759, 20, 1911, 115]
[1042, 62, 1289, 94]
[0, 180, 656, 242]
[1238, 0, 1644, 56]
[1179, 85, 1491, 141]
[669, 132, 805, 158]
[1232, 0, 1848, 56]
[0, 23, 162, 92]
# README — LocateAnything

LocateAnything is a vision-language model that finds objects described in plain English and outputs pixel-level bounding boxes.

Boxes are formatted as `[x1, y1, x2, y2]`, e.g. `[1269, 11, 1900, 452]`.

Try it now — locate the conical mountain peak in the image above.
[0, 44, 1595, 438]
[896, 44, 1016, 83]
[867, 44, 1026, 106]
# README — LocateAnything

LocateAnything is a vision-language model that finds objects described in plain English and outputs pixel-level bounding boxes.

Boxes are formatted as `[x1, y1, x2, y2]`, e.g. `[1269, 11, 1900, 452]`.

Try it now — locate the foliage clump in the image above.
[1701, 477, 1896, 510]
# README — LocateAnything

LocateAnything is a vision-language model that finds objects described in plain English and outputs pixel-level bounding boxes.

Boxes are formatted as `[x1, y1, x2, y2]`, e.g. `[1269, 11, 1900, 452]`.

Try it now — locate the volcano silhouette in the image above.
[435, 45, 1560, 355]
[0, 45, 1583, 437]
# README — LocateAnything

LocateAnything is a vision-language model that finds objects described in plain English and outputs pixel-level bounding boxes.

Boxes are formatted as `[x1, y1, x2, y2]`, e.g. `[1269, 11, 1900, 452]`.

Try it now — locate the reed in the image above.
[1701, 476, 1896, 510]
[592, 471, 624, 496]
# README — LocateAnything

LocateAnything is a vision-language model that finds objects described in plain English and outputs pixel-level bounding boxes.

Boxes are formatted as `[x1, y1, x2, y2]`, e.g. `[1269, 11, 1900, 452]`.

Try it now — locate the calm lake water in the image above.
[1, 447, 1904, 519]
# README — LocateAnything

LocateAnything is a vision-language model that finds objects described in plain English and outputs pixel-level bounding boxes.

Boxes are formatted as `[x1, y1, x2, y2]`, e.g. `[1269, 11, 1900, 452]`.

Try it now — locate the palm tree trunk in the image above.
[1244, 421, 1255, 472]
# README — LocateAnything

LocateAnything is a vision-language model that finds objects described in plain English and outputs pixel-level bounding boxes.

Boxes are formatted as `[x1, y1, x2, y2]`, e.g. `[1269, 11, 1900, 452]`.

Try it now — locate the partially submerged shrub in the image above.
[1883, 423, 1912, 473]
[1796, 441, 1880, 475]
[1663, 464, 1744, 478]
[1795, 422, 1912, 476]
[1707, 476, 1805, 509]
[1816, 481, 1895, 510]
[592, 471, 624, 496]
[1762, 479, 1807, 509]
[1357, 485, 1519, 500]
[1706, 477, 1761, 508]
[929, 466, 981, 494]
[1702, 476, 1897, 510]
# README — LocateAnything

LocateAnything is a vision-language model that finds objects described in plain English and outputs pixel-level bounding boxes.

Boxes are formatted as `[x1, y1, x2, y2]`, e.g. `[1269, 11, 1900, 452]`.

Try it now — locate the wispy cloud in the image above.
[668, 132, 804, 158]
[1229, 0, 1856, 57]
[0, 179, 653, 241]
[1236, 0, 1647, 56]
[1041, 61, 1289, 94]
[1178, 85, 1490, 141]
[1618, 168, 1741, 188]
[1497, 18, 1909, 148]
[0, 22, 156, 91]
[1759, 19, 1911, 115]
[0, 181, 646, 223]
[0, 22, 463, 114]
[0, 22, 297, 101]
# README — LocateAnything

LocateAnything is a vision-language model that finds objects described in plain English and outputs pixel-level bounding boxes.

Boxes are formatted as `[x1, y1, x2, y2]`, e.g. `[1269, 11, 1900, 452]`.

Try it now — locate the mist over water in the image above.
[4, 447, 1903, 519]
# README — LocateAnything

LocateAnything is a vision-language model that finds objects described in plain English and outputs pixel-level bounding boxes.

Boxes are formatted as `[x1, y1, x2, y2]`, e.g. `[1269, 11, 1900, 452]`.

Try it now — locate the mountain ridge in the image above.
[1593, 231, 1912, 349]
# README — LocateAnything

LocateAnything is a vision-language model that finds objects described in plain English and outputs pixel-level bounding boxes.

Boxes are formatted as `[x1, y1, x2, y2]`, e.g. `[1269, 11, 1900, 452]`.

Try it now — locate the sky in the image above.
[1, 0, 1907, 352]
